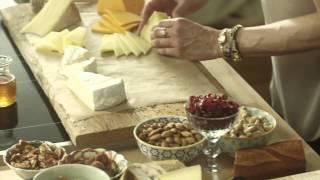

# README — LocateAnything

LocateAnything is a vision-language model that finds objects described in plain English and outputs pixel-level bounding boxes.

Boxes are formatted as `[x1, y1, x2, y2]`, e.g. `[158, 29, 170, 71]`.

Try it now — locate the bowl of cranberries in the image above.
[185, 94, 240, 131]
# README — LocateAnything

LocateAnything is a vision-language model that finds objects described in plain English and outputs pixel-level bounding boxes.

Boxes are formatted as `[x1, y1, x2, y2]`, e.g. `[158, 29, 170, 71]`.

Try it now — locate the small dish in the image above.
[219, 107, 277, 153]
[59, 148, 128, 179]
[133, 116, 205, 163]
[3, 140, 66, 180]
[33, 164, 110, 180]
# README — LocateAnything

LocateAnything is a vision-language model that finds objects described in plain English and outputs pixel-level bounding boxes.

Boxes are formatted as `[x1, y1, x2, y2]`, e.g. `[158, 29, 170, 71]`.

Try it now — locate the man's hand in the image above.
[138, 0, 208, 32]
[151, 18, 222, 61]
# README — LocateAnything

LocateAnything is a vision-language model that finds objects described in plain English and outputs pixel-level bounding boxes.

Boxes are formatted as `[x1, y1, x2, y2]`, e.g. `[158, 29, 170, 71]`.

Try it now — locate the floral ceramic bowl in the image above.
[59, 148, 128, 179]
[219, 107, 277, 153]
[133, 116, 205, 163]
[3, 140, 66, 180]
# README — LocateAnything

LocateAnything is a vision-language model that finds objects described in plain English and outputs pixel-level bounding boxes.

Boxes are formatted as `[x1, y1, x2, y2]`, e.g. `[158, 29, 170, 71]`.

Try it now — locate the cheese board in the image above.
[0, 2, 225, 147]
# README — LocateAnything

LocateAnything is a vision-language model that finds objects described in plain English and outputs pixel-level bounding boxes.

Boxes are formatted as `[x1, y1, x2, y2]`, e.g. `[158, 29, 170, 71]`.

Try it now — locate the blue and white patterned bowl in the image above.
[133, 116, 205, 163]
[219, 107, 277, 153]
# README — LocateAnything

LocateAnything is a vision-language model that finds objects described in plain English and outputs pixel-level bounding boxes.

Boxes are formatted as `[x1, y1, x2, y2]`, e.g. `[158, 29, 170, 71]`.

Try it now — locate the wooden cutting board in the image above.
[0, 4, 225, 147]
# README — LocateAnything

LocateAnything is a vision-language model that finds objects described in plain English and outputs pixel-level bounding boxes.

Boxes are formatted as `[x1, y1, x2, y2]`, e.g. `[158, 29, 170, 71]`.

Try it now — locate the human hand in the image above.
[138, 0, 208, 32]
[151, 18, 222, 61]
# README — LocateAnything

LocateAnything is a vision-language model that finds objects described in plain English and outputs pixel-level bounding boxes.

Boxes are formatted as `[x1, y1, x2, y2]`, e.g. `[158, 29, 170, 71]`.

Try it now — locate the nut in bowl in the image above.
[3, 140, 66, 180]
[133, 116, 205, 163]
[59, 148, 128, 179]
[219, 106, 277, 153]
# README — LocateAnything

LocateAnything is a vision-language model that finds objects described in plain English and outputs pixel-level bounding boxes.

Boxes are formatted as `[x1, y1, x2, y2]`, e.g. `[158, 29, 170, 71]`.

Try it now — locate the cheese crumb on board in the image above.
[159, 165, 202, 180]
[67, 72, 127, 111]
[21, 0, 81, 36]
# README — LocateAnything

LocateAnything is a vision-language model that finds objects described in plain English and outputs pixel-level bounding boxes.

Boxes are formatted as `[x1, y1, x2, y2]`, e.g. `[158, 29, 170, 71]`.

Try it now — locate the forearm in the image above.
[237, 13, 320, 57]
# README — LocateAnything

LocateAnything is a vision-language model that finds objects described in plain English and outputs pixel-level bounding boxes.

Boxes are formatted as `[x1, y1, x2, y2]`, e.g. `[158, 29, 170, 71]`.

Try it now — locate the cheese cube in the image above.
[159, 165, 202, 180]
[67, 72, 127, 111]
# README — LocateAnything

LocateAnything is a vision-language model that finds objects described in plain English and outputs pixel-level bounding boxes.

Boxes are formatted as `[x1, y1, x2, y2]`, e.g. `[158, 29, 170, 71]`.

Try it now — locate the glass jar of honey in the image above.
[0, 56, 16, 107]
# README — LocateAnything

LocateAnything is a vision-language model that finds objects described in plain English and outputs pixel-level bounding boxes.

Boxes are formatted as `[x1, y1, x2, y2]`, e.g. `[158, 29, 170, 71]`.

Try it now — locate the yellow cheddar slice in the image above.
[97, 0, 144, 15]
[123, 23, 139, 31]
[141, 11, 169, 43]
[35, 29, 69, 54]
[104, 9, 141, 26]
[101, 14, 126, 32]
[92, 22, 113, 34]
[63, 27, 87, 48]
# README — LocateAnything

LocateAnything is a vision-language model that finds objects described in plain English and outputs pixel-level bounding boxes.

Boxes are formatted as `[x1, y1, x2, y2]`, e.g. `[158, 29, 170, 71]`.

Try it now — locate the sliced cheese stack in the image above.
[141, 11, 169, 43]
[34, 27, 87, 54]
[97, 0, 144, 15]
[21, 0, 81, 36]
[67, 72, 126, 111]
[92, 10, 141, 34]
[100, 32, 152, 57]
[159, 165, 202, 180]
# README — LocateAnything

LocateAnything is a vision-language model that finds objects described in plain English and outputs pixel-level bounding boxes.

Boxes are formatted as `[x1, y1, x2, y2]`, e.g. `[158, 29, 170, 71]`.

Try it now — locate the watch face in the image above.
[218, 34, 226, 44]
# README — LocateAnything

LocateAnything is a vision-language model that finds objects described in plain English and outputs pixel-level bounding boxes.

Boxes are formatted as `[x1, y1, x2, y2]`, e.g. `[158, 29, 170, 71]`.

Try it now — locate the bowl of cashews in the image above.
[219, 106, 276, 153]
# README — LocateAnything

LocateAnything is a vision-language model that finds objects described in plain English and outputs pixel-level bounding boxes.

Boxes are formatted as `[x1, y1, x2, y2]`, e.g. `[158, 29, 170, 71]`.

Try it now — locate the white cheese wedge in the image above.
[159, 165, 202, 180]
[62, 45, 88, 66]
[34, 29, 69, 54]
[67, 72, 127, 111]
[21, 0, 81, 36]
[63, 27, 87, 48]
[62, 57, 96, 77]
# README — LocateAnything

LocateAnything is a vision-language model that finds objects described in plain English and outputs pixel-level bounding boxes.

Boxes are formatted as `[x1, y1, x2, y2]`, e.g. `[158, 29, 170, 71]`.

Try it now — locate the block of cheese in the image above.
[67, 72, 127, 111]
[62, 57, 96, 77]
[34, 29, 69, 54]
[159, 165, 202, 180]
[141, 11, 169, 43]
[21, 0, 81, 36]
[97, 0, 144, 15]
[61, 45, 88, 66]
[92, 22, 113, 34]
[63, 27, 87, 48]
[113, 37, 125, 57]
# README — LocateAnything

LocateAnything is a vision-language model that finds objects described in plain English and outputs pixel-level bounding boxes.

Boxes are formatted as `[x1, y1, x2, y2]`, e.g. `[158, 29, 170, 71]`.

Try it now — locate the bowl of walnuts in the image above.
[219, 106, 277, 153]
[133, 116, 205, 163]
[3, 140, 66, 179]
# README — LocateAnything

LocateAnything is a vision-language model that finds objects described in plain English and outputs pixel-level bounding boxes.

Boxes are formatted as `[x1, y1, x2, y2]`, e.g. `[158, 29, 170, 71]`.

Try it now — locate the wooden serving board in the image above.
[0, 4, 225, 147]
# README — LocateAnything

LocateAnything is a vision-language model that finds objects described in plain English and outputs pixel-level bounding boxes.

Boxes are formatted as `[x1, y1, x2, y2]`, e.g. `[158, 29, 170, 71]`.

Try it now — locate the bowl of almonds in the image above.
[3, 140, 66, 180]
[133, 116, 205, 163]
